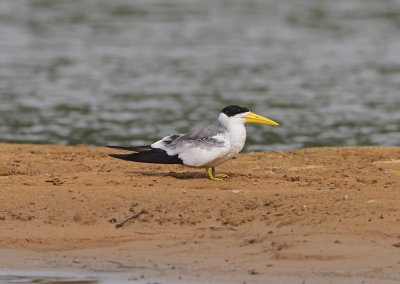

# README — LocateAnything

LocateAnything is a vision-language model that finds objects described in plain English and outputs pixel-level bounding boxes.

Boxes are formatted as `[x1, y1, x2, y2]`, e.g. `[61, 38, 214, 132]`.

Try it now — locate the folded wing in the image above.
[108, 121, 231, 167]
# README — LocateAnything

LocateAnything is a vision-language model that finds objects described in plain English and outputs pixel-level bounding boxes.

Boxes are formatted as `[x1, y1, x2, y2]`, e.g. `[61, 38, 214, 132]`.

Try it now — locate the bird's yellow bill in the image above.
[243, 112, 279, 125]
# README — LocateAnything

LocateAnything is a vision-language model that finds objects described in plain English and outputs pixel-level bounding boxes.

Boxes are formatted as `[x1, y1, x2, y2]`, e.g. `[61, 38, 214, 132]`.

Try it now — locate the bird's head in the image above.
[219, 105, 279, 126]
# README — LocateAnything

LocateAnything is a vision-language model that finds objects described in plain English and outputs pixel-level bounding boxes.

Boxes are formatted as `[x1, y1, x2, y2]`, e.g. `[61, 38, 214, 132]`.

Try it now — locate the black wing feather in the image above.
[109, 148, 183, 165]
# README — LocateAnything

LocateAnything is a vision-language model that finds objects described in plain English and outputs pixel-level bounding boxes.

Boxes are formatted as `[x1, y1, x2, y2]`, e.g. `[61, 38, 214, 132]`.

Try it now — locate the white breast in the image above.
[197, 123, 246, 168]
[227, 123, 247, 154]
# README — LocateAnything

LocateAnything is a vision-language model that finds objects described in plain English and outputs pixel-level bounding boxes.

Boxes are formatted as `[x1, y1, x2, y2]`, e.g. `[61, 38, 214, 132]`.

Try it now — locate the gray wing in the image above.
[151, 121, 227, 154]
[180, 121, 227, 141]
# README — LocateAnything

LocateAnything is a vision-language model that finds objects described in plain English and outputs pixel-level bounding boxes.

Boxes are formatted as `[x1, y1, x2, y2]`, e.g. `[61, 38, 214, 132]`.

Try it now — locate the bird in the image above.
[108, 105, 279, 181]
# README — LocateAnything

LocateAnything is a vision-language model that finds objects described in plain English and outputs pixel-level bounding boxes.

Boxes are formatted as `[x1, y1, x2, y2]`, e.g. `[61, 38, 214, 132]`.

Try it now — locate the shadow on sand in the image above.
[126, 170, 233, 180]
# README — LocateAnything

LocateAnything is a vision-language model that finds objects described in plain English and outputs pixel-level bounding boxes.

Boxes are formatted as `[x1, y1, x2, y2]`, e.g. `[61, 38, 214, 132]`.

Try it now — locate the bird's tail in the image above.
[108, 146, 183, 165]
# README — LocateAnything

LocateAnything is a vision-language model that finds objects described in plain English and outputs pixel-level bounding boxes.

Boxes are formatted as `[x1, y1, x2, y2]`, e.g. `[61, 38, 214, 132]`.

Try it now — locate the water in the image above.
[0, 271, 154, 284]
[1, 0, 400, 151]
[0, 271, 98, 284]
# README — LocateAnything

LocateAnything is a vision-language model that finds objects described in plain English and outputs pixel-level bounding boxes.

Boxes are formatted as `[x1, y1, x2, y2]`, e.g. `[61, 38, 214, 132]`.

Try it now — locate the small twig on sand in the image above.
[210, 226, 238, 231]
[115, 209, 148, 228]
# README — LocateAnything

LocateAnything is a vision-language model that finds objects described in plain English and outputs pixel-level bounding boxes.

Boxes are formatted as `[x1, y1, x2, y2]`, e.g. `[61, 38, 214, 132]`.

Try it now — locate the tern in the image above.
[109, 105, 279, 181]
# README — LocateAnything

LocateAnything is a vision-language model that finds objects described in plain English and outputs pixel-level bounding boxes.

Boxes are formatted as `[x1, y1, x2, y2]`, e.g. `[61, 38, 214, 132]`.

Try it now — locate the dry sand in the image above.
[0, 143, 400, 283]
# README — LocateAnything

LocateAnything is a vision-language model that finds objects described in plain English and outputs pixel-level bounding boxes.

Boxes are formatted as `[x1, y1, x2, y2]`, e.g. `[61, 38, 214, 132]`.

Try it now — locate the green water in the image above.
[0, 273, 98, 283]
[1, 0, 399, 150]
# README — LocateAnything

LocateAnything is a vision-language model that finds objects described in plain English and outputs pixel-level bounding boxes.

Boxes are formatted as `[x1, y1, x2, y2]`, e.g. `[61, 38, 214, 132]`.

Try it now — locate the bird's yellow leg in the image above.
[206, 167, 223, 181]
[212, 167, 229, 179]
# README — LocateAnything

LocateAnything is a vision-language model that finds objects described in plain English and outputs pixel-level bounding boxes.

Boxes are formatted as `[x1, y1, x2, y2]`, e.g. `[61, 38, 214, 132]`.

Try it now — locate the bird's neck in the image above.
[217, 113, 247, 152]
[225, 122, 247, 151]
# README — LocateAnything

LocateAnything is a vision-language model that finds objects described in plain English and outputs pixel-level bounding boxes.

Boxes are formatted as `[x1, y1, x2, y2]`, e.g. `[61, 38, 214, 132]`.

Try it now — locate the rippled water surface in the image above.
[1, 0, 400, 150]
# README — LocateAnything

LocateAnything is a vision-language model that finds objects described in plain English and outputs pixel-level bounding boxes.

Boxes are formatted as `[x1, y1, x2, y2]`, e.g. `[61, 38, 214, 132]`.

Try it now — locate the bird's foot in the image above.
[212, 167, 229, 179]
[214, 173, 229, 179]
[209, 176, 224, 182]
[206, 168, 229, 181]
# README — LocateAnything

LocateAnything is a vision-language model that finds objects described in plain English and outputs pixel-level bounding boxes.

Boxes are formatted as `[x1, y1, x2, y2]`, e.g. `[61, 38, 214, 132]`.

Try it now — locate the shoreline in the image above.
[1, 143, 400, 283]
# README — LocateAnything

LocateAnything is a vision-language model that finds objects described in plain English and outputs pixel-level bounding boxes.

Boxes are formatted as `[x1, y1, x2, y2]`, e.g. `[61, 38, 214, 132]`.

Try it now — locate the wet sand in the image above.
[0, 143, 400, 283]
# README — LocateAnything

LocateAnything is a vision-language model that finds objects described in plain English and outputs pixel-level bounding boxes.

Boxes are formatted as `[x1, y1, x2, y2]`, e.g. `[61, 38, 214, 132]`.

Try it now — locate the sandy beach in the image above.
[0, 143, 399, 283]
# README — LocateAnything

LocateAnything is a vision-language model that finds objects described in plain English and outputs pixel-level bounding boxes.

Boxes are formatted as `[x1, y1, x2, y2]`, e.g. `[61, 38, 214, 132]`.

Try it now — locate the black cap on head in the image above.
[221, 105, 249, 117]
